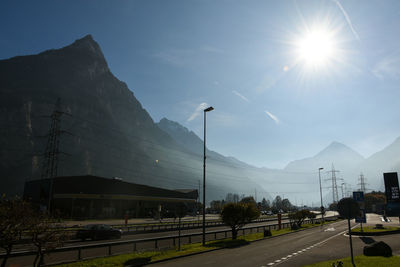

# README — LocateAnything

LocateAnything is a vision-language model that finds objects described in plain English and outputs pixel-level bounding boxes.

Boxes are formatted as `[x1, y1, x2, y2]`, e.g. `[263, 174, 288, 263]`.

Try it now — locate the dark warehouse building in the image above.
[23, 175, 198, 219]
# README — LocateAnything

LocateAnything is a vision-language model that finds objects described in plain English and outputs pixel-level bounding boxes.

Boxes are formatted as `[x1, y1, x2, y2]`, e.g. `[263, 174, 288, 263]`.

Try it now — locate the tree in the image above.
[0, 197, 32, 267]
[175, 203, 188, 251]
[29, 213, 68, 267]
[288, 209, 314, 228]
[221, 202, 260, 240]
[364, 192, 385, 213]
[261, 198, 270, 211]
[240, 196, 256, 205]
[281, 198, 293, 212]
[272, 195, 282, 212]
[0, 197, 67, 267]
[329, 202, 338, 211]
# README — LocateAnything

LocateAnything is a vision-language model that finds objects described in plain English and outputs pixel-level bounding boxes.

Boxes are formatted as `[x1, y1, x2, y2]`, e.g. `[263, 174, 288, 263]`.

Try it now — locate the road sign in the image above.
[355, 209, 366, 223]
[353, 191, 364, 202]
[353, 191, 366, 223]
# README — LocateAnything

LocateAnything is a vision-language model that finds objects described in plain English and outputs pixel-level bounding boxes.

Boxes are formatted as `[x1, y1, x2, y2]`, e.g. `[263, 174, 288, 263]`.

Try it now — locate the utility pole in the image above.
[326, 164, 340, 204]
[358, 173, 368, 193]
[41, 98, 70, 214]
[341, 183, 346, 198]
[318, 167, 325, 223]
[41, 98, 63, 180]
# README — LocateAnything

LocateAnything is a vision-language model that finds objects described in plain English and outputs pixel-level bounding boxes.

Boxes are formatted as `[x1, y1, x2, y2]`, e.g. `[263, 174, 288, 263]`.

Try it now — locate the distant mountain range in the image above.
[1, 35, 399, 204]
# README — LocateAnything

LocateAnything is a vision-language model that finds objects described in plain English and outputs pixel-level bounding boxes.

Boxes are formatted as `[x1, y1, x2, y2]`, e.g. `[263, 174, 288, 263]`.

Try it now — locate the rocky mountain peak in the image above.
[66, 34, 105, 59]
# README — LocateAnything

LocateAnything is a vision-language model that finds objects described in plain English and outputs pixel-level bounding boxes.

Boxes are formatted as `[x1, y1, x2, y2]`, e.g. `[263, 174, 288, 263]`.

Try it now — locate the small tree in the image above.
[221, 202, 260, 240]
[29, 213, 67, 267]
[0, 197, 32, 267]
[175, 203, 188, 250]
[289, 209, 314, 229]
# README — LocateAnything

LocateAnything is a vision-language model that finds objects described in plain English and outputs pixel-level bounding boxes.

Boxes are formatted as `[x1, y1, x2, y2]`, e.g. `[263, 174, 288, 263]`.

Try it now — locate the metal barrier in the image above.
[112, 216, 289, 234]
[2, 216, 336, 266]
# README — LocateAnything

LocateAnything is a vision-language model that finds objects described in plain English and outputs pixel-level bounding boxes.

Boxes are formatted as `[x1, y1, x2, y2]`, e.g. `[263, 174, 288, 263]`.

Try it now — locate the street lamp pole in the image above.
[318, 167, 324, 223]
[203, 106, 214, 246]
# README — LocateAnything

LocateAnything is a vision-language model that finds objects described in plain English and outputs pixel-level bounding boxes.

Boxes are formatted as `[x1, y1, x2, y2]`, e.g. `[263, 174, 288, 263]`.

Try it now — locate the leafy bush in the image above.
[221, 202, 260, 240]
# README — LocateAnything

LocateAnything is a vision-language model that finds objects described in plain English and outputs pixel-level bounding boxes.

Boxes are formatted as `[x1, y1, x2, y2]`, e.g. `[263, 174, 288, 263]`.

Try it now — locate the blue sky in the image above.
[1, 0, 400, 168]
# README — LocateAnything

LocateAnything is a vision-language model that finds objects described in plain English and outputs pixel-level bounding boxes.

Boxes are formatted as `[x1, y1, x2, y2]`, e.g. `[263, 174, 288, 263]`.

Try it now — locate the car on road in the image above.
[76, 224, 123, 241]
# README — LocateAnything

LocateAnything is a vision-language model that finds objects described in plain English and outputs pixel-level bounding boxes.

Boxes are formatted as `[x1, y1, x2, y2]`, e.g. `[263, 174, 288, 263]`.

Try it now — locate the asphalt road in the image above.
[150, 219, 400, 267]
[5, 216, 292, 267]
[4, 212, 336, 267]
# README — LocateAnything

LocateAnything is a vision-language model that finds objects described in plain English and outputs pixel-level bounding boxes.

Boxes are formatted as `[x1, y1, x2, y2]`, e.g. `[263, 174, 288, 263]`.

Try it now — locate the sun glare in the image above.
[296, 27, 337, 69]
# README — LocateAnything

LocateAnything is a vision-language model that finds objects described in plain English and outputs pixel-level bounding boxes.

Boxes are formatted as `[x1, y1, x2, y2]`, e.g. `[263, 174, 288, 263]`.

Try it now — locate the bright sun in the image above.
[296, 27, 337, 69]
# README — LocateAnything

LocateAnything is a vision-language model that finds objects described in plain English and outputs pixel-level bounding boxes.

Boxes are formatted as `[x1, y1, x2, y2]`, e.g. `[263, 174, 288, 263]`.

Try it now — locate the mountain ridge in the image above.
[0, 35, 266, 202]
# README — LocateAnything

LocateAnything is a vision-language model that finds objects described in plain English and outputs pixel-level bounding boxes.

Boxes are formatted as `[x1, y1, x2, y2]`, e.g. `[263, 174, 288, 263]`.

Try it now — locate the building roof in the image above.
[25, 175, 197, 202]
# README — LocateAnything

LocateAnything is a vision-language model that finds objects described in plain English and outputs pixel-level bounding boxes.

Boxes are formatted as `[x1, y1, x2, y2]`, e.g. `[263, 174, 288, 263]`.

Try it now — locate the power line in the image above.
[325, 164, 341, 204]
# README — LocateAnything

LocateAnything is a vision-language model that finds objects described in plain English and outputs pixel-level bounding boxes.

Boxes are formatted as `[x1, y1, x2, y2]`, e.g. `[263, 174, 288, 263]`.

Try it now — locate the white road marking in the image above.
[269, 222, 350, 266]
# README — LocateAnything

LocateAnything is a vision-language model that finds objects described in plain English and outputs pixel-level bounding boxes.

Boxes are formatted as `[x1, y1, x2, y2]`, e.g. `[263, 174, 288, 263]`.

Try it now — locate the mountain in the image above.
[361, 137, 400, 189]
[0, 35, 264, 202]
[1, 34, 399, 205]
[285, 141, 365, 172]
[156, 118, 253, 168]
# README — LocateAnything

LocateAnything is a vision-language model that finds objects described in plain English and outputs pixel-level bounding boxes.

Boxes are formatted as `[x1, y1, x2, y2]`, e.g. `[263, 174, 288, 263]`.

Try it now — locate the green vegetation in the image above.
[304, 255, 400, 267]
[52, 220, 339, 267]
[221, 198, 260, 239]
[352, 226, 400, 233]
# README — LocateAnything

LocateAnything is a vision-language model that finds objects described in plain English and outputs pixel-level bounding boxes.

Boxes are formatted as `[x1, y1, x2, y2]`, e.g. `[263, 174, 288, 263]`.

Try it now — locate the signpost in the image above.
[338, 198, 360, 267]
[353, 191, 366, 232]
[384, 172, 400, 216]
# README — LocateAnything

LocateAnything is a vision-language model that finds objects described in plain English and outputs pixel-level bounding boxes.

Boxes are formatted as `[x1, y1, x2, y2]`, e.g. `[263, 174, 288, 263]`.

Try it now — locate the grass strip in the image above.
[304, 255, 400, 267]
[52, 220, 339, 267]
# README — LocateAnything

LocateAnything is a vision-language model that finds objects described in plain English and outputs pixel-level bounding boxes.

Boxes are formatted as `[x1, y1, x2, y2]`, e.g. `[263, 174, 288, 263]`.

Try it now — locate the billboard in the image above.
[384, 172, 400, 216]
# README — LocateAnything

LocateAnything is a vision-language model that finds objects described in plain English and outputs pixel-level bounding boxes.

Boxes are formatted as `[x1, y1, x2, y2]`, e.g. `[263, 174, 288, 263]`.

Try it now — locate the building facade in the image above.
[23, 175, 198, 219]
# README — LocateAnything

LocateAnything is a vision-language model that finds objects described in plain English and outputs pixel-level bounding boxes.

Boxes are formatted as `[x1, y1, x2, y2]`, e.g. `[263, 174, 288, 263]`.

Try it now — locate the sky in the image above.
[1, 0, 400, 169]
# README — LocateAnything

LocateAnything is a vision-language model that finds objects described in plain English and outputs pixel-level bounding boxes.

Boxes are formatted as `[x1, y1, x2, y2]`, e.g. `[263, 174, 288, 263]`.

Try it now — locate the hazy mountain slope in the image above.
[0, 35, 265, 202]
[285, 141, 365, 172]
[156, 118, 271, 200]
[360, 137, 400, 189]
[157, 118, 253, 168]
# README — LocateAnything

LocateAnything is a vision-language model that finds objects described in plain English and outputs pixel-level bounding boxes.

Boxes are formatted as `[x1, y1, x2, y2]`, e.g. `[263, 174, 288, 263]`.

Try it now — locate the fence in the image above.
[2, 216, 336, 266]
[112, 216, 289, 234]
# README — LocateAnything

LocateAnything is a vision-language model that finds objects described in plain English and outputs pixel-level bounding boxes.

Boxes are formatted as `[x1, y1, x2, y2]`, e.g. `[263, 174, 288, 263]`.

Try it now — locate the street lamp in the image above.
[318, 167, 325, 223]
[202, 106, 214, 246]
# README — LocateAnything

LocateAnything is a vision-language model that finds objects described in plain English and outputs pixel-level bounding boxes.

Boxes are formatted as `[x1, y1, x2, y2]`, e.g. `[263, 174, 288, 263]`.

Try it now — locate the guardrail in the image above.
[2, 216, 337, 266]
[116, 216, 289, 234]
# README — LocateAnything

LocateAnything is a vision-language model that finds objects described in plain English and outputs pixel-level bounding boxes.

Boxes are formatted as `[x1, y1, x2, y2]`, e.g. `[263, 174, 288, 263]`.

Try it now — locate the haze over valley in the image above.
[1, 35, 399, 206]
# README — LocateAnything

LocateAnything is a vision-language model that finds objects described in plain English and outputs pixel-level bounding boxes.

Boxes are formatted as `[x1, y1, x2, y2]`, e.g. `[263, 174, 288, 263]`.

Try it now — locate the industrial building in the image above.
[23, 175, 198, 219]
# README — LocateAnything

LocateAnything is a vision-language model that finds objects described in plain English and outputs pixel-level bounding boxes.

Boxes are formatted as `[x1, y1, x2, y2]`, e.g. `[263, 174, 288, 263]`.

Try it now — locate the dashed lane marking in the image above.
[262, 223, 353, 267]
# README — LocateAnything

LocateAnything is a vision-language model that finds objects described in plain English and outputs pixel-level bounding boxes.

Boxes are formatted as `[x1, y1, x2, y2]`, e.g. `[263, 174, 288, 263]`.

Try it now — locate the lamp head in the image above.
[319, 167, 324, 170]
[204, 106, 214, 112]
